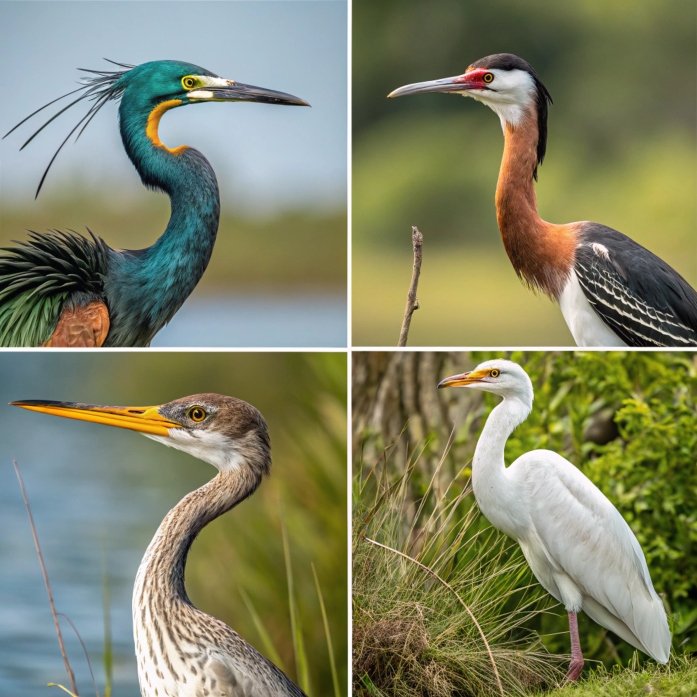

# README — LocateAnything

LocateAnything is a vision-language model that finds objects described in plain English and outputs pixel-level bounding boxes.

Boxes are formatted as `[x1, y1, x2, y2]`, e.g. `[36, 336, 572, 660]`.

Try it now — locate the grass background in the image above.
[353, 351, 696, 695]
[352, 0, 697, 345]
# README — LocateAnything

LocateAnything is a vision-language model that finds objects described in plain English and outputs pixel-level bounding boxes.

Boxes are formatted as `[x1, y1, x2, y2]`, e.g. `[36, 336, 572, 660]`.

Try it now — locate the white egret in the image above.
[438, 359, 670, 680]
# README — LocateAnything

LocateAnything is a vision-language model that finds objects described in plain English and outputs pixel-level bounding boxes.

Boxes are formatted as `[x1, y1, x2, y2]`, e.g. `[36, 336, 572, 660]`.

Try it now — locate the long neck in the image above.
[472, 394, 531, 539]
[133, 469, 261, 611]
[104, 101, 220, 346]
[495, 114, 575, 298]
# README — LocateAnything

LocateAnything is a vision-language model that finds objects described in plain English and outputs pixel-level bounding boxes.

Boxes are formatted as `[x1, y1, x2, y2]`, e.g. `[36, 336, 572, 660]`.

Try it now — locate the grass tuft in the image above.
[312, 563, 342, 697]
[353, 444, 567, 697]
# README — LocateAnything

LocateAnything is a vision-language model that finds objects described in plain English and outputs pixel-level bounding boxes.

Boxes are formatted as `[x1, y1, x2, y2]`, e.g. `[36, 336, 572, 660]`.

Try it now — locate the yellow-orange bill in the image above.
[10, 400, 179, 436]
[437, 368, 488, 389]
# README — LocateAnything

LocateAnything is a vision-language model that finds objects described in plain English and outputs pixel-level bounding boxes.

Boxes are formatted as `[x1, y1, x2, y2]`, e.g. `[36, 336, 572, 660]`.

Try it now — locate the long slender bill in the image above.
[188, 78, 309, 106]
[388, 74, 471, 99]
[10, 400, 179, 436]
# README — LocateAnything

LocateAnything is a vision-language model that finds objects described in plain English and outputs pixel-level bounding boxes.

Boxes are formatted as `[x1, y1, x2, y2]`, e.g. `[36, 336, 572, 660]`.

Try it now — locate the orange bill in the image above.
[10, 400, 179, 436]
[437, 368, 489, 389]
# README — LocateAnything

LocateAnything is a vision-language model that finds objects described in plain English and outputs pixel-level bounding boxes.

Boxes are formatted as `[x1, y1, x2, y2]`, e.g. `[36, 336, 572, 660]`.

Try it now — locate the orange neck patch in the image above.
[146, 99, 188, 155]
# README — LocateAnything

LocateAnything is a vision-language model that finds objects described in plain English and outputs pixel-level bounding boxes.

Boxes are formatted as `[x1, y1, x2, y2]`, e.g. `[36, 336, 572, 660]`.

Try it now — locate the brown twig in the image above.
[398, 226, 424, 346]
[13, 459, 80, 696]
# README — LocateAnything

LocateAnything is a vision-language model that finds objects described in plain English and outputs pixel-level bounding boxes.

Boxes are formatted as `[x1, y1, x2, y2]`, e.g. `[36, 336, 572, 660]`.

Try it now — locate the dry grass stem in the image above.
[13, 459, 79, 696]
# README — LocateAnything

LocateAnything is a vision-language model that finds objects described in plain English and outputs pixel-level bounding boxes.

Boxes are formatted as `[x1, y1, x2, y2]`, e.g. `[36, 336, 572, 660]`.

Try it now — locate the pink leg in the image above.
[565, 611, 584, 681]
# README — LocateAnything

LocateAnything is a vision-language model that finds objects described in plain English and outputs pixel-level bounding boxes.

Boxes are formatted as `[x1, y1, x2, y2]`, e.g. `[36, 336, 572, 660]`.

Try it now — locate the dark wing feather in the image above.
[0, 229, 110, 346]
[575, 224, 697, 347]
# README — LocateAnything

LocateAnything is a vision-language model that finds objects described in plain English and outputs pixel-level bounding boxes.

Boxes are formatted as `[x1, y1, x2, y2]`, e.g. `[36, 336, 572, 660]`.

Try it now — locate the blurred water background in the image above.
[0, 352, 347, 696]
[0, 0, 347, 348]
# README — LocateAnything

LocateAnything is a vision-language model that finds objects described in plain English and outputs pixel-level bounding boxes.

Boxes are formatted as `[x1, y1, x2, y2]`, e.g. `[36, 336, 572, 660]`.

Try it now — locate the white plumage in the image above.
[438, 359, 670, 679]
[559, 272, 627, 346]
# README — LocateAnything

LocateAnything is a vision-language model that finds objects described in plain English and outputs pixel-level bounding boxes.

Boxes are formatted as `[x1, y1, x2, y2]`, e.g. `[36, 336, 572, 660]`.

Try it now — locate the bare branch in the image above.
[398, 226, 424, 346]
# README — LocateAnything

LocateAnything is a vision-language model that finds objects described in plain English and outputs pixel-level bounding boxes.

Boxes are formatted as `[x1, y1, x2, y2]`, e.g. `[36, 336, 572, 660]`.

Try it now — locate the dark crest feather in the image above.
[472, 53, 553, 180]
[3, 60, 133, 198]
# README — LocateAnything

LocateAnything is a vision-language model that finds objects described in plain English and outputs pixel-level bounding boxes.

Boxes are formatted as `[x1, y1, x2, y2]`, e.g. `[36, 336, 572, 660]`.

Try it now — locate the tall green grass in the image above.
[353, 444, 567, 697]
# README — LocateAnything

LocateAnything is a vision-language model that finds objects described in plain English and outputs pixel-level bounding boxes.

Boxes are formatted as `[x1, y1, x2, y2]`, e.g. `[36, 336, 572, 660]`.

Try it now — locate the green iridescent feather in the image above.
[0, 230, 108, 345]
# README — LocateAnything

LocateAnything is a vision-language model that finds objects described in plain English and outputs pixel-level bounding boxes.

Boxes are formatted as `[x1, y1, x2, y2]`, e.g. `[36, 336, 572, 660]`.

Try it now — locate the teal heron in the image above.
[1, 60, 308, 347]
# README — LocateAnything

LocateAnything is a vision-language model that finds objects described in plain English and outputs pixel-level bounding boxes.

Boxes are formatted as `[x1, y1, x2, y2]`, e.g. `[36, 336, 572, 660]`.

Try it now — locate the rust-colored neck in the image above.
[495, 115, 575, 298]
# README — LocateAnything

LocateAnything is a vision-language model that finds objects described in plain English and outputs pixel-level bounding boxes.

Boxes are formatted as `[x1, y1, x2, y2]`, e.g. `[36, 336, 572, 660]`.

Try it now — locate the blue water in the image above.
[0, 355, 287, 697]
[0, 303, 346, 696]
[151, 294, 346, 347]
[0, 362, 183, 697]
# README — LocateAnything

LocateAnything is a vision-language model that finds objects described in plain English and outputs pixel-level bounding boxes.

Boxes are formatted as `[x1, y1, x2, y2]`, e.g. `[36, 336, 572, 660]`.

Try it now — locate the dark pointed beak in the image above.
[190, 81, 310, 107]
[11, 400, 180, 436]
[388, 74, 473, 99]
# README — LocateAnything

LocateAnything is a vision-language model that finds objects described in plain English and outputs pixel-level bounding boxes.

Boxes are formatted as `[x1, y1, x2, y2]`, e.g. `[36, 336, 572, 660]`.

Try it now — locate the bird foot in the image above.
[564, 657, 584, 682]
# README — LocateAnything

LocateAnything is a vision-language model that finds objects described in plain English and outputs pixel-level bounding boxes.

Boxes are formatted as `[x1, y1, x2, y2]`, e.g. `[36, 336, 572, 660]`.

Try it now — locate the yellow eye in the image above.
[188, 406, 207, 422]
[483, 72, 494, 84]
[489, 368, 500, 378]
[182, 76, 197, 90]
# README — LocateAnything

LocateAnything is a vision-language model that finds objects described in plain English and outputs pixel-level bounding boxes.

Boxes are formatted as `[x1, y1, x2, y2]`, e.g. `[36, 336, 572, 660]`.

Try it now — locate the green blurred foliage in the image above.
[458, 351, 697, 660]
[0, 196, 346, 292]
[352, 0, 697, 345]
[355, 351, 696, 673]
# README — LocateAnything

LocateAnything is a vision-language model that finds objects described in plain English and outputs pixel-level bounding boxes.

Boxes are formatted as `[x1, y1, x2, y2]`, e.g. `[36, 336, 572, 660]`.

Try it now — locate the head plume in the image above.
[3, 60, 133, 197]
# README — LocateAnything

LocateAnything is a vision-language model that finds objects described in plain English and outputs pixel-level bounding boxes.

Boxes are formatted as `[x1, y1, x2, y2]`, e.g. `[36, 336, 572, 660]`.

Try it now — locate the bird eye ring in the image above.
[188, 406, 207, 422]
[489, 368, 500, 378]
[182, 76, 197, 90]
[482, 72, 494, 84]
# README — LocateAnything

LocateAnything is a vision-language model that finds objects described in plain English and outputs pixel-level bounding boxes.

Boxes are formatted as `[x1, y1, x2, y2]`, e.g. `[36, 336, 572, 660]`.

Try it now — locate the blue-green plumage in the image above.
[0, 60, 308, 346]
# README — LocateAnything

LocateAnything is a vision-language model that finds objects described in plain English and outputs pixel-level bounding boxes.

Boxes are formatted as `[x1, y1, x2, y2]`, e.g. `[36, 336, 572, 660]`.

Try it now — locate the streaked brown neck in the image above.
[495, 113, 575, 298]
[134, 469, 261, 607]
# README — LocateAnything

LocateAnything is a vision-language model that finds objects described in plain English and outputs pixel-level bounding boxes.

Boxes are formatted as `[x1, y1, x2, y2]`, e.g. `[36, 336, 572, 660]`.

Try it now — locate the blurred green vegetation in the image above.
[2, 352, 347, 695]
[0, 194, 346, 292]
[494, 352, 697, 660]
[354, 351, 696, 692]
[352, 0, 697, 345]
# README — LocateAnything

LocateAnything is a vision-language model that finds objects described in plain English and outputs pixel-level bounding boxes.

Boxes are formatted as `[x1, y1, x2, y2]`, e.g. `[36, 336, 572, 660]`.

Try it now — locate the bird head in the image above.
[3, 59, 308, 197]
[117, 60, 310, 109]
[11, 393, 271, 477]
[388, 53, 552, 175]
[437, 359, 533, 403]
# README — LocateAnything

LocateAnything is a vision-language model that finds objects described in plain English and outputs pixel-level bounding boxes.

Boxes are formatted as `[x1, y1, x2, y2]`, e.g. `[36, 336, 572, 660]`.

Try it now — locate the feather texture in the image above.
[0, 229, 108, 346]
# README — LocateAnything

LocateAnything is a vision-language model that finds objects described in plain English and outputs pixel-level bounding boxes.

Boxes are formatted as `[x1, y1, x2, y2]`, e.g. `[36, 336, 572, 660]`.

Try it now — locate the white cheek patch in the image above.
[143, 429, 245, 472]
[470, 68, 537, 127]
[187, 89, 214, 100]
